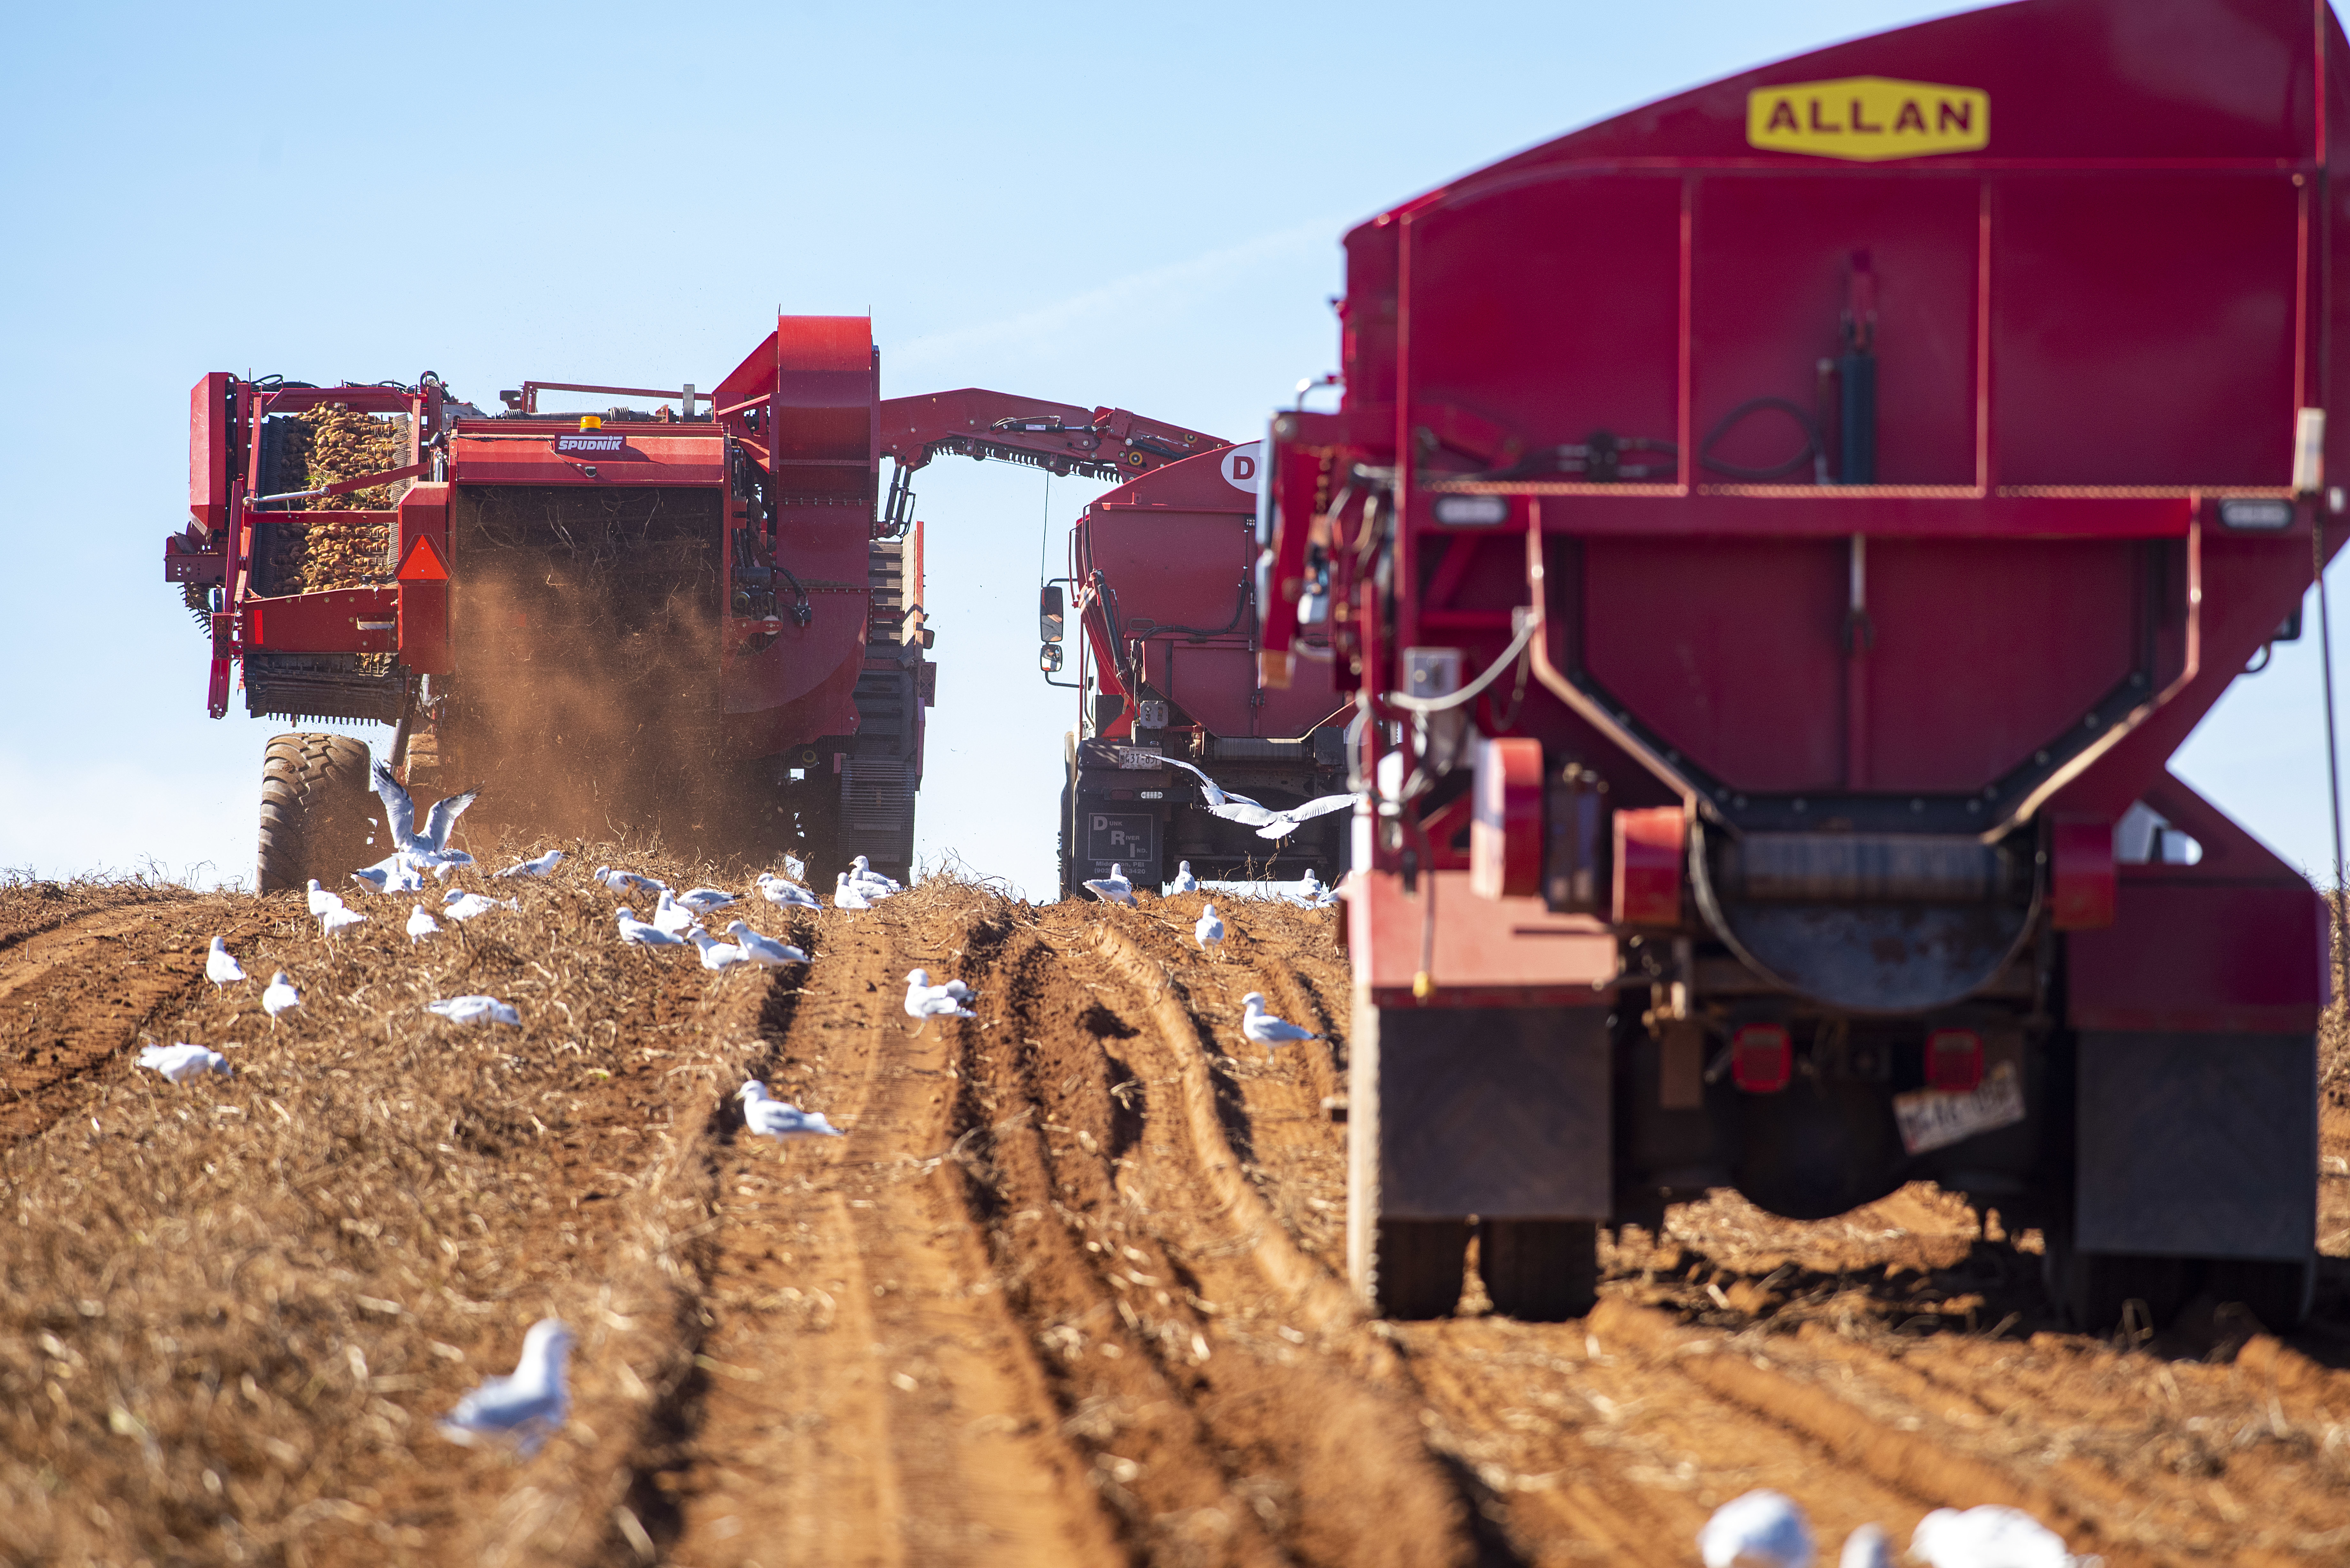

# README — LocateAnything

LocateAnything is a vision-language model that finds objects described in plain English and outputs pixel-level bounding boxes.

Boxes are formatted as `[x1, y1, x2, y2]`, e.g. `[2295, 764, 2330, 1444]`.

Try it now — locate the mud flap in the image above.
[2075, 1030, 2316, 1260]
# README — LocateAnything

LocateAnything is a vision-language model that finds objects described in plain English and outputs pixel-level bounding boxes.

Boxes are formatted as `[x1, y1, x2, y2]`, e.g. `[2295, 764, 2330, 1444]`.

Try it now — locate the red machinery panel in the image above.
[1470, 736, 1544, 899]
[189, 372, 232, 535]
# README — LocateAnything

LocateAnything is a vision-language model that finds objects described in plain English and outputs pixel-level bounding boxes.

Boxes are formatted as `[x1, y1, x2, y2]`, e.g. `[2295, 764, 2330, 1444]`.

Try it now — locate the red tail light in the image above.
[1731, 1023, 1792, 1094]
[1925, 1028, 1984, 1092]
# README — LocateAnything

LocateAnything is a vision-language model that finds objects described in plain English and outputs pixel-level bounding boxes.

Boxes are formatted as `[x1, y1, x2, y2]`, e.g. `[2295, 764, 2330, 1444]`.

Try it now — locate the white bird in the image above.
[1161, 757, 1360, 841]
[320, 904, 368, 939]
[594, 866, 667, 896]
[834, 873, 875, 911]
[1195, 902, 1224, 958]
[724, 921, 807, 966]
[675, 886, 735, 913]
[406, 903, 441, 943]
[736, 1080, 845, 1143]
[137, 1043, 232, 1083]
[427, 995, 520, 1027]
[1240, 992, 1319, 1049]
[370, 758, 480, 869]
[437, 1318, 572, 1457]
[650, 890, 697, 937]
[687, 930, 753, 971]
[756, 872, 819, 909]
[847, 855, 902, 894]
[616, 906, 685, 946]
[304, 878, 343, 918]
[262, 971, 301, 1024]
[494, 849, 564, 879]
[350, 853, 426, 895]
[442, 890, 509, 922]
[1909, 1506, 2078, 1568]
[1169, 860, 1199, 894]
[205, 936, 245, 988]
[1083, 863, 1136, 906]
[1839, 1524, 1893, 1568]
[904, 968, 977, 1024]
[1698, 1490, 1815, 1568]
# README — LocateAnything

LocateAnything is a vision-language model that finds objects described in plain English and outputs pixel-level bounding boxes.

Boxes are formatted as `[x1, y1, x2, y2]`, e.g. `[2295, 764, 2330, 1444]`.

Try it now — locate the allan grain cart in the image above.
[167, 317, 1217, 889]
[1258, 0, 2338, 1330]
[1047, 438, 1362, 894]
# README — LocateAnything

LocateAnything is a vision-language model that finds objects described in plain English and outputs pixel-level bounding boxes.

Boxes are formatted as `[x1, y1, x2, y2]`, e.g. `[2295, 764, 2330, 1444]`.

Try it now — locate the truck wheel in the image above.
[1370, 1219, 1470, 1319]
[2205, 1255, 2316, 1332]
[256, 733, 375, 894]
[1479, 1219, 1599, 1321]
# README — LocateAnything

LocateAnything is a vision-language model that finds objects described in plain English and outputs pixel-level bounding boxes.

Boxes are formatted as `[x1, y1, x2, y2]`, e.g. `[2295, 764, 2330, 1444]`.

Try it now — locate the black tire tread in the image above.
[1479, 1219, 1600, 1322]
[1369, 1219, 1469, 1320]
[256, 733, 375, 894]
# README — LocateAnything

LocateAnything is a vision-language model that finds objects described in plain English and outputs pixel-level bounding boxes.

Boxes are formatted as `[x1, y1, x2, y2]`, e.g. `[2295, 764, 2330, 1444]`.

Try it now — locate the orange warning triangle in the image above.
[396, 535, 449, 582]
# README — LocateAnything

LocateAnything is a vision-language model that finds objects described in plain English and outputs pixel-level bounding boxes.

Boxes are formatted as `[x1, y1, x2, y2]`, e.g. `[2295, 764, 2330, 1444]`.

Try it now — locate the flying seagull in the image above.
[1162, 757, 1361, 841]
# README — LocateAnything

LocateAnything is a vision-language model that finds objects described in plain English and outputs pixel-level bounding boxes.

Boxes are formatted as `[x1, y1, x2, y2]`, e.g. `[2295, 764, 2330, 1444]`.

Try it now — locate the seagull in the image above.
[350, 853, 426, 895]
[370, 758, 480, 869]
[1839, 1524, 1893, 1568]
[904, 968, 977, 1024]
[205, 936, 245, 988]
[442, 890, 508, 922]
[594, 866, 667, 896]
[427, 995, 520, 1026]
[1162, 758, 1360, 841]
[1162, 756, 1266, 815]
[1294, 869, 1339, 907]
[687, 930, 753, 971]
[437, 1318, 572, 1457]
[736, 1081, 845, 1143]
[848, 855, 902, 894]
[406, 903, 441, 943]
[834, 873, 875, 911]
[1909, 1506, 2077, 1568]
[675, 887, 735, 913]
[320, 904, 368, 939]
[1698, 1491, 1814, 1568]
[1168, 860, 1199, 894]
[724, 921, 807, 966]
[304, 879, 343, 918]
[1083, 863, 1136, 907]
[651, 891, 697, 937]
[756, 872, 819, 909]
[494, 850, 564, 879]
[1195, 902, 1224, 959]
[1240, 993, 1319, 1050]
[616, 906, 686, 946]
[138, 1043, 232, 1083]
[262, 971, 301, 1024]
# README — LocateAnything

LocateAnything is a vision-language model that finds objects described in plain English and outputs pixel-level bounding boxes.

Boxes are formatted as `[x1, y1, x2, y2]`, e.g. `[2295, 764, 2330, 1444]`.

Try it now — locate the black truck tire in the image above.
[1368, 1219, 1470, 1319]
[256, 733, 376, 894]
[1479, 1219, 1600, 1322]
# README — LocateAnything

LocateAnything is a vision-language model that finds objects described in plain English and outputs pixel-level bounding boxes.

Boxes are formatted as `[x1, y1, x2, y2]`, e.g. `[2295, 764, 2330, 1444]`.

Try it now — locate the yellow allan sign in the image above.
[1747, 76, 1989, 162]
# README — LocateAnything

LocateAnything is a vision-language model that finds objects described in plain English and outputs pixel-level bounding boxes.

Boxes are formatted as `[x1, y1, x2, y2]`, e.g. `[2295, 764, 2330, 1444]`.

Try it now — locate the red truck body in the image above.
[1260, 0, 2341, 1326]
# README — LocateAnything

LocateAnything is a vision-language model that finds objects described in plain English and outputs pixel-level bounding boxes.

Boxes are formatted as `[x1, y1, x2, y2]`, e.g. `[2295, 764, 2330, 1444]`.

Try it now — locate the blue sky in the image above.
[3, 0, 2344, 897]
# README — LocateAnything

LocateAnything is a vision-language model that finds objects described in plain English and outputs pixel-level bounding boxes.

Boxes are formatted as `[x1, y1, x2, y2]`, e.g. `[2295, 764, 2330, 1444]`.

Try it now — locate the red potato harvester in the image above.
[168, 316, 1220, 891]
[1258, 0, 2342, 1330]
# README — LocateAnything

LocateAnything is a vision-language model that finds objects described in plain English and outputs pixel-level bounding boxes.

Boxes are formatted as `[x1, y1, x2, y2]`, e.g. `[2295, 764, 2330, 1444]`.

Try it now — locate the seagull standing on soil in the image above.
[406, 903, 442, 943]
[1194, 902, 1224, 959]
[495, 850, 564, 879]
[138, 1043, 232, 1083]
[1240, 993, 1319, 1051]
[651, 890, 698, 937]
[305, 879, 342, 918]
[442, 890, 509, 922]
[616, 906, 685, 946]
[848, 855, 902, 894]
[687, 930, 753, 971]
[1908, 1506, 2079, 1568]
[1697, 1491, 1815, 1568]
[427, 995, 521, 1026]
[757, 872, 819, 909]
[438, 1318, 572, 1457]
[1838, 1524, 1893, 1568]
[370, 759, 481, 871]
[1083, 863, 1136, 906]
[834, 873, 875, 911]
[676, 887, 736, 913]
[205, 936, 245, 988]
[903, 968, 978, 1025]
[262, 971, 301, 1024]
[351, 854, 426, 895]
[724, 921, 807, 966]
[1168, 860, 1199, 894]
[595, 867, 667, 896]
[736, 1081, 845, 1143]
[320, 904, 368, 939]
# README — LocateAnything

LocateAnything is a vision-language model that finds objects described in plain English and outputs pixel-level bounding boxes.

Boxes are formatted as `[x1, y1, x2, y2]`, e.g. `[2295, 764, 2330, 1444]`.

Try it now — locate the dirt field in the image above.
[3, 858, 2348, 1567]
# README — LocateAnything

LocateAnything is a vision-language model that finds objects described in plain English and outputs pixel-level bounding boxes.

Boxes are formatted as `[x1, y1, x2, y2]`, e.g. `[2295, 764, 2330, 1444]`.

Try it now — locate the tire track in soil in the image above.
[656, 899, 1124, 1568]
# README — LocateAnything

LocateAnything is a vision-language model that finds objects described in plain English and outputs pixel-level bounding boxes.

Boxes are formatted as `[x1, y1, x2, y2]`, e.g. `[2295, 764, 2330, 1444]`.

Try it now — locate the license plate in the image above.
[1893, 1059, 2026, 1156]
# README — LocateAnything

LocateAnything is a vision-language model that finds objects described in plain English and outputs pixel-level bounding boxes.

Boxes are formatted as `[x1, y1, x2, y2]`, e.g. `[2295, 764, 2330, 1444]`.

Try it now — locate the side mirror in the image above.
[1040, 642, 1064, 674]
[1040, 584, 1064, 643]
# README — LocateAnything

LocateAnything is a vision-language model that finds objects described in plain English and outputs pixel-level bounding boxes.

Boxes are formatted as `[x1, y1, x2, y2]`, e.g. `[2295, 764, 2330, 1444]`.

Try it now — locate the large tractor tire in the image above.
[256, 734, 375, 895]
[1370, 1220, 1471, 1319]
